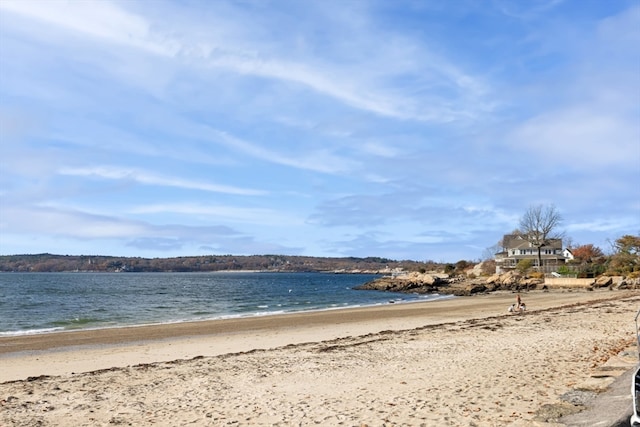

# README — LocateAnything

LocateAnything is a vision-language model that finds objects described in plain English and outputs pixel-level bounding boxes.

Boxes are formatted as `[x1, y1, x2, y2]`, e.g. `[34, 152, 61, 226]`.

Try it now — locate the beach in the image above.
[1, 289, 639, 426]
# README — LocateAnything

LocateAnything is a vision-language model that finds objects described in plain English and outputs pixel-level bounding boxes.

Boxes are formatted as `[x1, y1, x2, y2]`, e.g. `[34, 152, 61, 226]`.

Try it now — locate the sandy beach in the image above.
[1, 289, 639, 426]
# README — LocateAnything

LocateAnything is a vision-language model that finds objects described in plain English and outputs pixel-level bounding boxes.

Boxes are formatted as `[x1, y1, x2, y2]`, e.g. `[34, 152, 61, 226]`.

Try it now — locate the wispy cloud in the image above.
[495, 0, 566, 20]
[204, 128, 358, 174]
[0, 204, 301, 255]
[508, 107, 638, 167]
[1, 205, 148, 239]
[130, 203, 304, 227]
[58, 166, 267, 196]
[0, 0, 176, 55]
[0, 0, 491, 123]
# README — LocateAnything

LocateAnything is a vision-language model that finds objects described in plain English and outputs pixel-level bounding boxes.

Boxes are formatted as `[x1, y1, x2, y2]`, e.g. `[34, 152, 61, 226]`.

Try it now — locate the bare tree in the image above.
[518, 204, 563, 270]
[482, 243, 501, 261]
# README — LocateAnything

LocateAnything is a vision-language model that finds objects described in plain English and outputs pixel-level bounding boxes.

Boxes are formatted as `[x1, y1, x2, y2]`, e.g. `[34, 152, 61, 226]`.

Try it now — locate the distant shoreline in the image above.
[0, 253, 425, 273]
[0, 269, 384, 274]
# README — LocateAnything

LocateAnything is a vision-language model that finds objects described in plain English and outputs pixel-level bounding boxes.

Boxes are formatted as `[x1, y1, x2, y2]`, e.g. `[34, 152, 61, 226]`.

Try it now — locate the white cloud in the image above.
[359, 141, 399, 158]
[495, 0, 566, 20]
[505, 5, 640, 169]
[58, 166, 267, 196]
[130, 203, 304, 227]
[508, 107, 638, 167]
[205, 128, 358, 174]
[566, 218, 637, 234]
[0, 205, 145, 238]
[0, 0, 177, 56]
[0, 0, 491, 123]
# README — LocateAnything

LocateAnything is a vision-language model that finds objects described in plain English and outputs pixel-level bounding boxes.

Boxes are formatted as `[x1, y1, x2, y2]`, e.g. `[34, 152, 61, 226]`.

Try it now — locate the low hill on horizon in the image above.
[0, 253, 438, 273]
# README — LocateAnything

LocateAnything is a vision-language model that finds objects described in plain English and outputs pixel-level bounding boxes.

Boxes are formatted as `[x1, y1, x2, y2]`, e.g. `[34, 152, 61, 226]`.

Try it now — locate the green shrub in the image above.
[556, 265, 575, 276]
[516, 259, 533, 274]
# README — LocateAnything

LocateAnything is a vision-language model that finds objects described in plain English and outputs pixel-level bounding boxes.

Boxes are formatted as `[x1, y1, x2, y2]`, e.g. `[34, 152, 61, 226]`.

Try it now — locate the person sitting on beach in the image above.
[508, 302, 526, 313]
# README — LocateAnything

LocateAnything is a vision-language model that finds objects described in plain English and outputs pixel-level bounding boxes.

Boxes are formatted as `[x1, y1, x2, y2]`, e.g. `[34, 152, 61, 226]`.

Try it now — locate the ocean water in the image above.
[0, 272, 451, 336]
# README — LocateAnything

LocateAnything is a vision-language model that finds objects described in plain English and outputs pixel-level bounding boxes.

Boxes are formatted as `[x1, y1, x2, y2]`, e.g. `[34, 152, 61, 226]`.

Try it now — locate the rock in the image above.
[355, 273, 441, 293]
[469, 261, 486, 277]
[413, 273, 439, 286]
[534, 402, 584, 422]
[485, 274, 500, 285]
[357, 270, 634, 297]
[466, 283, 487, 294]
[617, 278, 639, 289]
[485, 281, 499, 292]
[559, 390, 597, 406]
[521, 278, 544, 289]
[499, 271, 522, 286]
[594, 276, 612, 288]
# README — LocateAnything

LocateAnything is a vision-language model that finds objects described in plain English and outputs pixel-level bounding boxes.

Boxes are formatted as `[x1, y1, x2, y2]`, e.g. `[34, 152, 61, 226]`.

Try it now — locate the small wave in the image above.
[50, 317, 103, 328]
[252, 310, 286, 317]
[0, 327, 64, 337]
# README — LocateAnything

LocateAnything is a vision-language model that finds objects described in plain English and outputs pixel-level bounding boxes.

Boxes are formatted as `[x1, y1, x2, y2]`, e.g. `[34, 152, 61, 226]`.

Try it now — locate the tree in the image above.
[516, 258, 533, 274]
[482, 243, 502, 261]
[614, 234, 640, 255]
[607, 234, 640, 276]
[483, 229, 521, 261]
[518, 204, 563, 270]
[571, 244, 604, 263]
[454, 260, 472, 274]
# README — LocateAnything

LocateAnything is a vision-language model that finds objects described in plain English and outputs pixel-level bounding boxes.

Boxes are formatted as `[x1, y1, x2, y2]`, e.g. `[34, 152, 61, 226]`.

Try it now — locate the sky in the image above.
[0, 0, 638, 262]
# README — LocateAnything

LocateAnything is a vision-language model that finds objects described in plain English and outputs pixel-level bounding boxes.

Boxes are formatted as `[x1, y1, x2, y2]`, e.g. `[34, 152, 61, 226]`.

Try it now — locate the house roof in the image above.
[502, 234, 562, 250]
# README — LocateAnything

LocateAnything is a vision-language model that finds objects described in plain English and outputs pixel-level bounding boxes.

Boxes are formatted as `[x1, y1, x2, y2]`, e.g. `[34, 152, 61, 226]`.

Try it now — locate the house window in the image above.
[520, 250, 526, 255]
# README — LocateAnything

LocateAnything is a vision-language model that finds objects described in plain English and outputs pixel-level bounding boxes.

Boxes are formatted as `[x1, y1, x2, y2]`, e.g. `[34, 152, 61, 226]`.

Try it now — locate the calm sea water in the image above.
[0, 272, 451, 336]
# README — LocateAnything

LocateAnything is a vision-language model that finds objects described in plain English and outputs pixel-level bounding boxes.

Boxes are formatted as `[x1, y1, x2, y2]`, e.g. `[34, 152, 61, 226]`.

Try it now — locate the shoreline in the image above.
[2, 289, 639, 426]
[0, 293, 451, 340]
[0, 290, 608, 353]
[1, 289, 636, 383]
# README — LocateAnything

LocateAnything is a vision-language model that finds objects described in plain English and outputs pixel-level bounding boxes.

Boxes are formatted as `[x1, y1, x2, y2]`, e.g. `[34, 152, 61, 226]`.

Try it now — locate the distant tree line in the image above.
[0, 253, 438, 273]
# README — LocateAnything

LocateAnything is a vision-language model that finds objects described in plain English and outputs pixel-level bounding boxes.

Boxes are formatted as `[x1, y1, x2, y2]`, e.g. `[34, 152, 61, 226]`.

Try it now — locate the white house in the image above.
[495, 234, 567, 274]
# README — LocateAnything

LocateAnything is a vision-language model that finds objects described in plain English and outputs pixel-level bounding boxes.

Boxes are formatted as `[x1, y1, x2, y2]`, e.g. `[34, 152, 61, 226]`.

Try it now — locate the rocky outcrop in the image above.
[357, 271, 544, 296]
[355, 272, 444, 294]
[614, 277, 640, 290]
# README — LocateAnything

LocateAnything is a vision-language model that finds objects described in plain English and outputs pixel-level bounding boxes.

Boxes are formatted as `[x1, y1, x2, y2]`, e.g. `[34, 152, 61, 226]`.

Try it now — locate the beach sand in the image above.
[1, 289, 639, 426]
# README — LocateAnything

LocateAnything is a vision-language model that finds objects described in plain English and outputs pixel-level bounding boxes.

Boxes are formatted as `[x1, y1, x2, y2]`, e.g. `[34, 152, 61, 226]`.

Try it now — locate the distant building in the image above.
[495, 234, 567, 274]
[563, 248, 575, 261]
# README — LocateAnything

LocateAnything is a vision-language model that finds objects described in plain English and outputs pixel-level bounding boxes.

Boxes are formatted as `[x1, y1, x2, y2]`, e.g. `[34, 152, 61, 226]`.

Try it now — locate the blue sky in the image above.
[0, 0, 638, 262]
